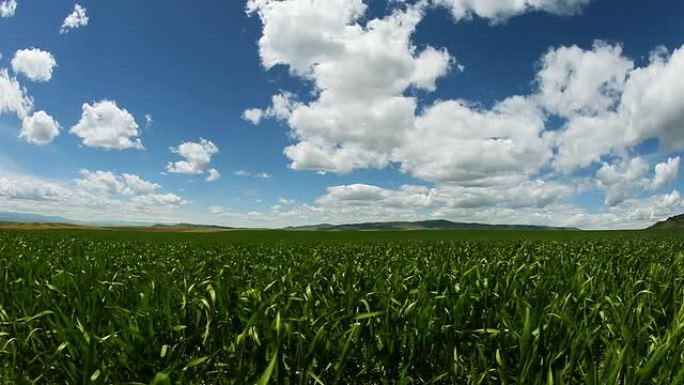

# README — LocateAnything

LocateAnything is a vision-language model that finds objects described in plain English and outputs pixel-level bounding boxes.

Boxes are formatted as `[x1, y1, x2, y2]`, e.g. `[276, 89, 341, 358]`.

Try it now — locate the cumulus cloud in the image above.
[166, 138, 219, 176]
[122, 173, 161, 196]
[77, 170, 125, 195]
[594, 156, 681, 206]
[398, 96, 550, 185]
[132, 193, 187, 208]
[248, 1, 684, 214]
[248, 0, 452, 173]
[70, 100, 144, 150]
[0, 169, 188, 223]
[0, 175, 72, 202]
[247, 0, 581, 182]
[76, 170, 184, 209]
[0, 68, 33, 119]
[243, 92, 300, 125]
[233, 170, 272, 179]
[244, 0, 684, 225]
[317, 181, 573, 215]
[536, 41, 633, 119]
[11, 48, 57, 82]
[60, 4, 88, 34]
[433, 0, 593, 22]
[0, 0, 16, 18]
[552, 45, 684, 171]
[620, 47, 684, 149]
[651, 157, 680, 191]
[20, 110, 60, 145]
[205, 168, 221, 182]
[278, 197, 295, 205]
[242, 108, 263, 125]
[595, 157, 649, 206]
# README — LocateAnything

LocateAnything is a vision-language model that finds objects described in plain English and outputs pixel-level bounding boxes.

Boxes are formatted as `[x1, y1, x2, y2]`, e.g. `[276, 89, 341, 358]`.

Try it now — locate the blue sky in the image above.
[0, 0, 683, 229]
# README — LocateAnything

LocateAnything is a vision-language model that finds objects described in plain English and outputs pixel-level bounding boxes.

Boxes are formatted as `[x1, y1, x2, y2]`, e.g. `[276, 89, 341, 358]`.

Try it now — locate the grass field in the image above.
[1, 229, 684, 384]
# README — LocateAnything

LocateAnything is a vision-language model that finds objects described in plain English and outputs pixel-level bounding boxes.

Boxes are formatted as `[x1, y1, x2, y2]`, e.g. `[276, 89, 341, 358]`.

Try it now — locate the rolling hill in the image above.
[287, 219, 578, 231]
[649, 214, 684, 230]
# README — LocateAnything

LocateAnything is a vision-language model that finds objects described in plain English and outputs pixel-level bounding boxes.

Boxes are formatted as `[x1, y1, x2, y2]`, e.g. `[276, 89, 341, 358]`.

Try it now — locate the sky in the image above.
[0, 0, 683, 229]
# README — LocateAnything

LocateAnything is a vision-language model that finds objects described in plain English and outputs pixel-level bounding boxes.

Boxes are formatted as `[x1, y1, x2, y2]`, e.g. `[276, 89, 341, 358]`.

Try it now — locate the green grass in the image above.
[1, 229, 684, 384]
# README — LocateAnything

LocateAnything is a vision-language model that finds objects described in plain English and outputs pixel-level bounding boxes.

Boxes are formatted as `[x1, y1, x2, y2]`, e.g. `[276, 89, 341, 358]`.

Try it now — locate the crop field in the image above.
[1, 230, 684, 384]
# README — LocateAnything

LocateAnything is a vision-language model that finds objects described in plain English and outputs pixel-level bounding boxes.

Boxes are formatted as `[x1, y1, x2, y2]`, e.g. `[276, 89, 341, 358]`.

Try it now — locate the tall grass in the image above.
[1, 233, 683, 384]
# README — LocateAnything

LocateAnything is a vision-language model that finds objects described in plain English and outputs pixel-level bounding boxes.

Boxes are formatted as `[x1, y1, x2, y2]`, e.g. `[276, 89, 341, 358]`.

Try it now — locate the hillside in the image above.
[0, 212, 78, 224]
[0, 222, 93, 230]
[287, 219, 578, 231]
[649, 214, 684, 230]
[115, 224, 236, 233]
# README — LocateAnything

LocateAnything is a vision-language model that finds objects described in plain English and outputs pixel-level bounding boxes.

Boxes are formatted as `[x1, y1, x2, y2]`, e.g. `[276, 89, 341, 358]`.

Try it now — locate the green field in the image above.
[1, 229, 684, 384]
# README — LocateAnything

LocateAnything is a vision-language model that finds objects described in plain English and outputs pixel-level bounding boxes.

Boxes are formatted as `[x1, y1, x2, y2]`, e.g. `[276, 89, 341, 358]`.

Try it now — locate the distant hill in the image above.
[0, 212, 235, 232]
[0, 212, 582, 232]
[649, 214, 684, 230]
[287, 219, 578, 231]
[120, 223, 235, 232]
[0, 222, 92, 230]
[0, 211, 78, 224]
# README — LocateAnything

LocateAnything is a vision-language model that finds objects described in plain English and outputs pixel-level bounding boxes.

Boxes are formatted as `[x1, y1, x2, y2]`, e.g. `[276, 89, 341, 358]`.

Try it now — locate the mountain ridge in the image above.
[286, 219, 579, 231]
[649, 214, 684, 230]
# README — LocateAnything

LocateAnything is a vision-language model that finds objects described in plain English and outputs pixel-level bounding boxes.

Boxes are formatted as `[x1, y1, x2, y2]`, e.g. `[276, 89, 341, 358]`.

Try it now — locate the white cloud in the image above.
[70, 100, 144, 150]
[75, 170, 183, 210]
[0, 169, 188, 224]
[205, 168, 221, 182]
[11, 48, 57, 82]
[233, 170, 271, 179]
[278, 197, 295, 205]
[651, 156, 680, 191]
[595, 157, 648, 206]
[0, 175, 72, 202]
[0, 0, 16, 18]
[246, 0, 588, 183]
[246, 0, 684, 223]
[594, 156, 681, 206]
[398, 96, 550, 185]
[60, 4, 88, 34]
[552, 45, 684, 171]
[536, 41, 633, 118]
[247, 0, 368, 73]
[122, 173, 160, 196]
[20, 110, 60, 145]
[0, 68, 33, 119]
[131, 193, 186, 208]
[243, 92, 300, 125]
[316, 181, 573, 215]
[433, 0, 593, 22]
[620, 47, 684, 149]
[166, 138, 219, 175]
[242, 108, 263, 125]
[144, 114, 153, 127]
[77, 170, 125, 195]
[248, 0, 452, 173]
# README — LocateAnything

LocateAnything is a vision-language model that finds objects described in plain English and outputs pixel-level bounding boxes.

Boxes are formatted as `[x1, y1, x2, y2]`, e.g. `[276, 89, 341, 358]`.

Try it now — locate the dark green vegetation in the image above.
[1, 229, 684, 384]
